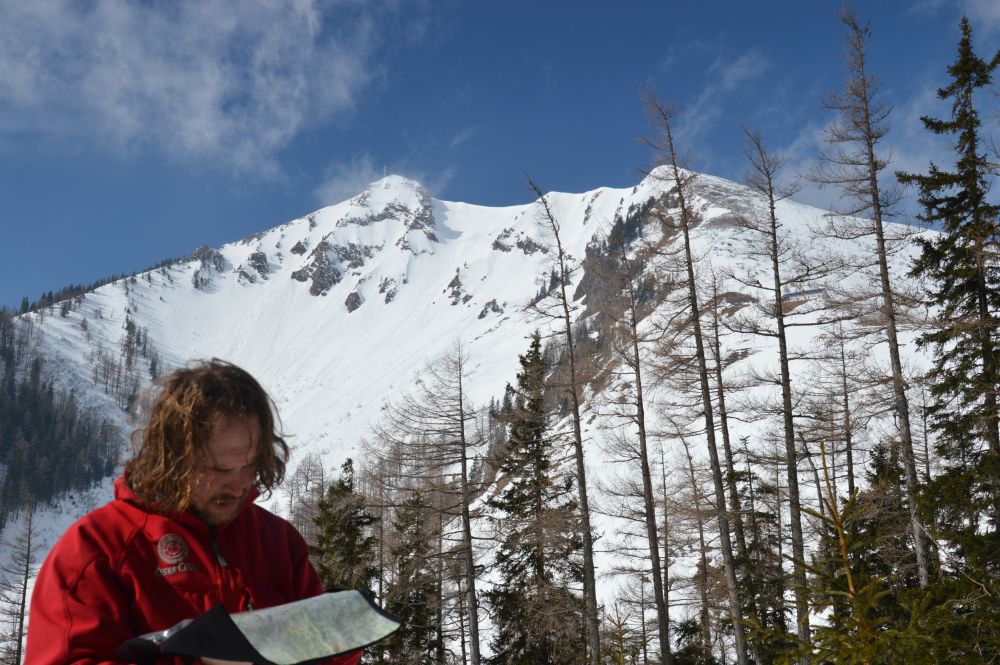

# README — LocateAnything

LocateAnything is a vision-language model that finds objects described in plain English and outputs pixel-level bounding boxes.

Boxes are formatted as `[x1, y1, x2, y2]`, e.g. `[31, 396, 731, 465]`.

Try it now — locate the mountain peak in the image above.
[353, 174, 429, 206]
[367, 174, 426, 192]
[334, 174, 433, 220]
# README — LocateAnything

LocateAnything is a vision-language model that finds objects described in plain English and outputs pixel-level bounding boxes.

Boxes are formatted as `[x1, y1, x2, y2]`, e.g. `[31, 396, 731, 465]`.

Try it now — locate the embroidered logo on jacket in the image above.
[156, 534, 199, 576]
[157, 534, 189, 564]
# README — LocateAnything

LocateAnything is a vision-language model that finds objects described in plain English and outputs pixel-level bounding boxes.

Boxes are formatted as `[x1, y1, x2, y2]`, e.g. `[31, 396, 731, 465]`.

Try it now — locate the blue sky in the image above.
[1, 0, 998, 309]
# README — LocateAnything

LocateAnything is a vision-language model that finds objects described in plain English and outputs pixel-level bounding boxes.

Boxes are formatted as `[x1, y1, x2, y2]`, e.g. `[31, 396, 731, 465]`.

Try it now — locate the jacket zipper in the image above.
[210, 527, 228, 566]
[209, 526, 228, 606]
[209, 526, 254, 610]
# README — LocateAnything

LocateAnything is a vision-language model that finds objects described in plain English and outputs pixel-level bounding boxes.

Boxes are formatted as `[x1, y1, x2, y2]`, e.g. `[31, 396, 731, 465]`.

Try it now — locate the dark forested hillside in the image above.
[0, 309, 123, 529]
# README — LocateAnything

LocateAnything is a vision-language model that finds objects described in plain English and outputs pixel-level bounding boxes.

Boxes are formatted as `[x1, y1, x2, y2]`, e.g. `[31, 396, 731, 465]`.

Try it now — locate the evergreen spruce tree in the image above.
[782, 443, 921, 664]
[485, 332, 585, 665]
[781, 444, 936, 664]
[383, 491, 441, 665]
[671, 618, 720, 665]
[735, 456, 791, 663]
[827, 443, 920, 631]
[897, 17, 1000, 580]
[311, 458, 379, 595]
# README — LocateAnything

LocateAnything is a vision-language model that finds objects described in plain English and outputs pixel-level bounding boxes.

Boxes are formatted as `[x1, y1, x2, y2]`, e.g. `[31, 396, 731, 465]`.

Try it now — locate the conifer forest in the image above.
[3, 9, 1000, 665]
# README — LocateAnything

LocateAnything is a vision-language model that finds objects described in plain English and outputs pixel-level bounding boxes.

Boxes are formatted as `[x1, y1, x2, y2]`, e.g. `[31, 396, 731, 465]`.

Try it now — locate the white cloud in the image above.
[0, 0, 382, 172]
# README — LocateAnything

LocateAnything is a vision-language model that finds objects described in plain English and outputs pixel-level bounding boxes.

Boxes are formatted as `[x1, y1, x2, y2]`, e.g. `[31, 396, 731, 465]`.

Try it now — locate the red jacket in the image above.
[26, 478, 362, 665]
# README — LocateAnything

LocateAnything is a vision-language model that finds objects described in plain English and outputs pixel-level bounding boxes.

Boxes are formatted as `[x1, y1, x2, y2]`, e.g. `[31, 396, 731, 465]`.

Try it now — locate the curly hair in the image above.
[125, 359, 289, 515]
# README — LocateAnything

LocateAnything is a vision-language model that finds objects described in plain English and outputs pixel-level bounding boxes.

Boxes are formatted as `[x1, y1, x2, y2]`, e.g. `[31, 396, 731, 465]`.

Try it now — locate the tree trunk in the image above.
[659, 445, 672, 664]
[648, 98, 748, 664]
[456, 357, 482, 665]
[682, 438, 713, 659]
[530, 180, 602, 664]
[743, 128, 811, 648]
[838, 332, 856, 497]
[618, 240, 672, 665]
[829, 9, 929, 586]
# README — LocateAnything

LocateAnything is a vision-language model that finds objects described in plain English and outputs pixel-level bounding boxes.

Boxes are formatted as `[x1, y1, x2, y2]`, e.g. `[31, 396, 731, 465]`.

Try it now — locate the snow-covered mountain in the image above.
[5, 167, 931, 601]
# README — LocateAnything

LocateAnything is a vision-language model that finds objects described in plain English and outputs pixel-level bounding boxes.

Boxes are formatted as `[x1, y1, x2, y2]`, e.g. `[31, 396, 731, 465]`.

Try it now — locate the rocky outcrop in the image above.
[291, 241, 343, 296]
[190, 246, 227, 290]
[379, 277, 398, 304]
[478, 299, 504, 319]
[236, 251, 270, 283]
[345, 290, 363, 312]
[332, 242, 381, 270]
[291, 239, 383, 297]
[339, 181, 438, 254]
[492, 227, 547, 255]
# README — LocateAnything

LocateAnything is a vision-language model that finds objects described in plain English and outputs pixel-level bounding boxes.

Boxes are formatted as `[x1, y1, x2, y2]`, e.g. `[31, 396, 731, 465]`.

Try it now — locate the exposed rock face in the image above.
[345, 290, 363, 312]
[292, 179, 441, 299]
[446, 270, 466, 305]
[379, 277, 398, 304]
[478, 299, 504, 319]
[291, 239, 382, 297]
[492, 227, 547, 255]
[403, 194, 436, 235]
[291, 241, 343, 296]
[248, 251, 269, 277]
[247, 252, 267, 277]
[236, 251, 270, 283]
[333, 243, 382, 270]
[191, 246, 227, 290]
[339, 181, 439, 255]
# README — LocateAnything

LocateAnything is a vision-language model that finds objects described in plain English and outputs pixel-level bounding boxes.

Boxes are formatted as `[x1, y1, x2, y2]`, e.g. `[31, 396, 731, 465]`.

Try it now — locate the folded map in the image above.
[118, 590, 402, 665]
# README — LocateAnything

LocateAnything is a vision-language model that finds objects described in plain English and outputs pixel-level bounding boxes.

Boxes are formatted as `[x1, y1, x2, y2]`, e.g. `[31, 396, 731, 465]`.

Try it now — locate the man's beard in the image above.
[196, 490, 248, 525]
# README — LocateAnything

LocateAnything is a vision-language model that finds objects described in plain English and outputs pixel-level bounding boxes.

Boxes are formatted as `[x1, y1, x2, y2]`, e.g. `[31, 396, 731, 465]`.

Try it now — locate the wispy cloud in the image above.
[776, 71, 959, 220]
[906, 0, 1000, 33]
[773, 119, 833, 211]
[450, 127, 477, 148]
[313, 154, 456, 205]
[675, 49, 770, 148]
[966, 0, 1000, 33]
[314, 155, 382, 205]
[0, 0, 388, 173]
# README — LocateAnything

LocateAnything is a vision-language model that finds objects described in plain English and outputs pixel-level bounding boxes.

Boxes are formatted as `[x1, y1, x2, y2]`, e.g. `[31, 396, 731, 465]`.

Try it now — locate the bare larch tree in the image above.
[643, 92, 749, 665]
[528, 178, 602, 664]
[814, 7, 929, 586]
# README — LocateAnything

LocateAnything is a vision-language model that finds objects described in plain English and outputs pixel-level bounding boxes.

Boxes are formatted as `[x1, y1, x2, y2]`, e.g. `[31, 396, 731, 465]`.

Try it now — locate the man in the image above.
[25, 360, 363, 665]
